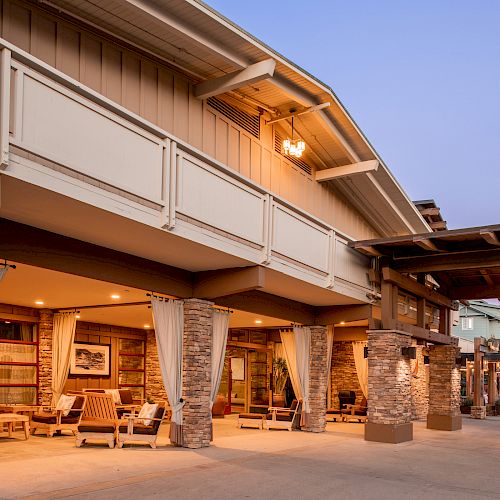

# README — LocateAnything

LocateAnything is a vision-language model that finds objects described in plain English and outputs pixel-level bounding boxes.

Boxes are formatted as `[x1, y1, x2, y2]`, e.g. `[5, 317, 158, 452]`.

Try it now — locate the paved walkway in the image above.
[1, 416, 499, 499]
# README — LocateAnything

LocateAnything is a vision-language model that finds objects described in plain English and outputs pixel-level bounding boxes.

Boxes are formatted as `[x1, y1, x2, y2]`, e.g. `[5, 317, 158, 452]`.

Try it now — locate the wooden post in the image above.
[381, 279, 398, 329]
[416, 274, 426, 329]
[488, 362, 498, 404]
[439, 307, 450, 335]
[466, 361, 473, 398]
[473, 338, 484, 406]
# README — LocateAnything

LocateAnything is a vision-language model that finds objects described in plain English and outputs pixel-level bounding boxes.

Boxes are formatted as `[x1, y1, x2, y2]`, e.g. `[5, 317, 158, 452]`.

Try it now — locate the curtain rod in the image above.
[1, 260, 16, 269]
[147, 293, 233, 313]
[57, 301, 150, 312]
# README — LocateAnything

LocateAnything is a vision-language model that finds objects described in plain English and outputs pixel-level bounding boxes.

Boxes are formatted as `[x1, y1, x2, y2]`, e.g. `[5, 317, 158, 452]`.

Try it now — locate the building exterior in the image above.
[453, 300, 500, 341]
[0, 0, 471, 448]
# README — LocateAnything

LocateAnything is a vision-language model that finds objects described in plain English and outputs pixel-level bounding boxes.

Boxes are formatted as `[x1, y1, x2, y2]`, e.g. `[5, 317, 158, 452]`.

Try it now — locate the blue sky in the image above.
[205, 0, 500, 229]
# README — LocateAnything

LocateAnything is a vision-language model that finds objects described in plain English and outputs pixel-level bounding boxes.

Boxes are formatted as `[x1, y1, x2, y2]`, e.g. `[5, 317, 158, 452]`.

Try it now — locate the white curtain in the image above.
[352, 341, 368, 398]
[326, 325, 334, 408]
[51, 312, 77, 406]
[0, 266, 8, 283]
[211, 310, 229, 406]
[151, 297, 185, 446]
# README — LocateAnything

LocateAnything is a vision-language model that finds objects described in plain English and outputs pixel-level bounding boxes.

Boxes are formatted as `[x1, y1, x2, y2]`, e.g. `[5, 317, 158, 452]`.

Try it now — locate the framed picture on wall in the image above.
[69, 342, 111, 377]
[231, 357, 245, 381]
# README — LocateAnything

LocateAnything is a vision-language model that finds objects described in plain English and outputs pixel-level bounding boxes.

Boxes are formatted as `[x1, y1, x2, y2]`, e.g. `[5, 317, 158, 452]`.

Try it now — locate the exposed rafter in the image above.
[194, 59, 276, 100]
[315, 160, 379, 182]
[480, 230, 500, 246]
[266, 102, 330, 124]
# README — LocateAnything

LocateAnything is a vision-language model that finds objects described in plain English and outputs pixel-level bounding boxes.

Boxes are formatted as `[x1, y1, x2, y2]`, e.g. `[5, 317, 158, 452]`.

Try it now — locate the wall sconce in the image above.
[401, 347, 416, 359]
[364, 346, 368, 358]
[423, 355, 430, 365]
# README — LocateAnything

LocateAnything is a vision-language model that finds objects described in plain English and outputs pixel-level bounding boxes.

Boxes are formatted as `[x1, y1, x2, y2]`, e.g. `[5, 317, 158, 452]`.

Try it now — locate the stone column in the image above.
[410, 343, 429, 420]
[38, 309, 53, 406]
[365, 330, 413, 443]
[181, 298, 213, 449]
[304, 325, 327, 433]
[145, 330, 168, 403]
[427, 344, 462, 431]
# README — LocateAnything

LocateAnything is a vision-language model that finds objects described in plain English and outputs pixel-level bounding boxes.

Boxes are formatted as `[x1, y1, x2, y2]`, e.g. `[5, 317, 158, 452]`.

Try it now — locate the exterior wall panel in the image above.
[0, 0, 379, 240]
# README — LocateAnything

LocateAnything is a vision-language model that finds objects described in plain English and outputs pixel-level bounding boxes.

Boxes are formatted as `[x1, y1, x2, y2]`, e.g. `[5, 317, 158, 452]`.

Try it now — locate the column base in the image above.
[427, 414, 462, 431]
[470, 406, 487, 419]
[364, 422, 413, 444]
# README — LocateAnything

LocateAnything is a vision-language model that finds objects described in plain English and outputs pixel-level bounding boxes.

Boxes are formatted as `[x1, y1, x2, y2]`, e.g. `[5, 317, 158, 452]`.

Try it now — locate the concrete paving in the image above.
[1, 415, 499, 499]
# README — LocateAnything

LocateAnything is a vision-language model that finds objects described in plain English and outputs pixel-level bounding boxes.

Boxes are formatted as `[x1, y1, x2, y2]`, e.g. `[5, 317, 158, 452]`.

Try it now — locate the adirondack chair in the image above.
[76, 392, 118, 448]
[264, 400, 302, 431]
[116, 403, 166, 449]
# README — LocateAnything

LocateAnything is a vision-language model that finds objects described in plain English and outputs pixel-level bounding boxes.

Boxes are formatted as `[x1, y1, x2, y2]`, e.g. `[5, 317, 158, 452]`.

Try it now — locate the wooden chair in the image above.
[237, 412, 265, 429]
[341, 396, 368, 423]
[30, 395, 86, 437]
[116, 403, 166, 449]
[326, 390, 357, 422]
[76, 392, 118, 448]
[265, 400, 302, 431]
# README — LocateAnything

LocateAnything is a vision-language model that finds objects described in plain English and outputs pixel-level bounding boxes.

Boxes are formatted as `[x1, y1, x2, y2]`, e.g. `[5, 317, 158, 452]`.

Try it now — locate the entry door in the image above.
[247, 350, 270, 413]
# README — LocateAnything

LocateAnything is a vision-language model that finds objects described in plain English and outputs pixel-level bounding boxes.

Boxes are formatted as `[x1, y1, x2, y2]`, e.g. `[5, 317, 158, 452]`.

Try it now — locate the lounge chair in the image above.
[326, 390, 356, 422]
[116, 403, 166, 448]
[341, 396, 368, 423]
[265, 400, 302, 431]
[76, 392, 118, 448]
[31, 394, 86, 437]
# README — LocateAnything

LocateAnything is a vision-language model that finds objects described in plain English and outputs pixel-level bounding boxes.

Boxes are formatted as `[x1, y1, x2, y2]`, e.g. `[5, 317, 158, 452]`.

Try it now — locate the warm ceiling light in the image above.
[283, 115, 306, 158]
[5, 321, 10, 324]
[144, 324, 151, 329]
[35, 300, 44, 305]
[111, 294, 121, 299]
[340, 321, 345, 325]
[76, 315, 81, 319]
[255, 319, 263, 324]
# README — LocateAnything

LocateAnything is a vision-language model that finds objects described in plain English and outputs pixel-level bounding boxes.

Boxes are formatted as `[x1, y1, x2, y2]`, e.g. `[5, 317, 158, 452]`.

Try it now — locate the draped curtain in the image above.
[151, 298, 185, 446]
[51, 312, 77, 406]
[352, 341, 368, 398]
[211, 310, 230, 406]
[280, 326, 311, 425]
[326, 325, 334, 408]
[0, 266, 8, 283]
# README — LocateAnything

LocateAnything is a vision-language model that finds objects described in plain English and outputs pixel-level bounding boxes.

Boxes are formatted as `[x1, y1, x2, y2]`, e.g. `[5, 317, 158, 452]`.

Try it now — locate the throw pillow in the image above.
[138, 403, 158, 426]
[55, 394, 76, 416]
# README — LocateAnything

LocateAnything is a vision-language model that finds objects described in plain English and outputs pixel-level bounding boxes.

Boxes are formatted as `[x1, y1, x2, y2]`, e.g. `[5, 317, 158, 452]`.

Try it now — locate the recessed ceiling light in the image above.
[76, 315, 81, 319]
[5, 321, 11, 324]
[111, 294, 120, 300]
[340, 321, 345, 325]
[144, 324, 151, 329]
[255, 319, 262, 324]
[35, 300, 44, 305]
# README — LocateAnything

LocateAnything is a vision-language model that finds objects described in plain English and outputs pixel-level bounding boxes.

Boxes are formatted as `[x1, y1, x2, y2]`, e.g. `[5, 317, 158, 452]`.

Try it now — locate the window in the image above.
[0, 320, 38, 404]
[118, 338, 145, 401]
[462, 317, 474, 330]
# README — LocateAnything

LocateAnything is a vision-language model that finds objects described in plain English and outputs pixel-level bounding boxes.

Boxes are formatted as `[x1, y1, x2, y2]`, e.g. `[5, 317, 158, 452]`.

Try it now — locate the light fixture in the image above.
[340, 321, 345, 325]
[76, 315, 81, 319]
[144, 324, 151, 329]
[111, 294, 121, 300]
[35, 300, 44, 305]
[283, 116, 305, 158]
[255, 319, 262, 324]
[5, 320, 10, 324]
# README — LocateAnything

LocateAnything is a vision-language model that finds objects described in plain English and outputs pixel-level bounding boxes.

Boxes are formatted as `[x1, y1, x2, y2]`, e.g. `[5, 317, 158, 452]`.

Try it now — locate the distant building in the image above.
[453, 300, 500, 341]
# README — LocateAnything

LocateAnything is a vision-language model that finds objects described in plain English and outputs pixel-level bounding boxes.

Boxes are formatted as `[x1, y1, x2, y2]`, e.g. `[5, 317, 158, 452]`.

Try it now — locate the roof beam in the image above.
[315, 160, 379, 182]
[194, 59, 276, 100]
[378, 319, 456, 345]
[480, 269, 495, 286]
[266, 102, 330, 124]
[393, 249, 500, 273]
[429, 221, 447, 231]
[480, 230, 500, 246]
[419, 207, 440, 217]
[449, 283, 500, 300]
[414, 237, 446, 252]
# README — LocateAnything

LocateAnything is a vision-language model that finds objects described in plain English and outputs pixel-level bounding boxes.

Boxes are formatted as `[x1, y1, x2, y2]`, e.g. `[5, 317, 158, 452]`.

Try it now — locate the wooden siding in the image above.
[0, 0, 378, 240]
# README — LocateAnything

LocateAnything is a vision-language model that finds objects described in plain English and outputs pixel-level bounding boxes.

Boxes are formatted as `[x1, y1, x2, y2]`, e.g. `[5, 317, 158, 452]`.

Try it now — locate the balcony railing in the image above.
[0, 39, 372, 301]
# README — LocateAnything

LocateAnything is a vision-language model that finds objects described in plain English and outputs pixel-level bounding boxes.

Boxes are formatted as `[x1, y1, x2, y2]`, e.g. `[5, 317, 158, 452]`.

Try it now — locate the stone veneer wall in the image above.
[304, 326, 328, 432]
[145, 330, 168, 403]
[410, 343, 429, 420]
[181, 298, 213, 449]
[38, 309, 54, 406]
[367, 330, 412, 425]
[428, 345, 461, 418]
[330, 341, 363, 408]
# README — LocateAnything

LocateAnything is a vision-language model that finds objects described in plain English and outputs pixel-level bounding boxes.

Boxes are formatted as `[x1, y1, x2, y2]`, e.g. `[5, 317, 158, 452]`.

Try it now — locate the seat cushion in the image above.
[266, 412, 293, 421]
[32, 413, 57, 424]
[78, 423, 115, 433]
[239, 413, 263, 420]
[118, 423, 156, 435]
[353, 409, 367, 416]
[118, 390, 134, 405]
[326, 409, 341, 415]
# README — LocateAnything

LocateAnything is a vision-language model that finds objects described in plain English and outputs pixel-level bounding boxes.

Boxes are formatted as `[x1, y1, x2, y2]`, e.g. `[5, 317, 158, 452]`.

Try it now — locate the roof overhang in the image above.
[38, 0, 430, 236]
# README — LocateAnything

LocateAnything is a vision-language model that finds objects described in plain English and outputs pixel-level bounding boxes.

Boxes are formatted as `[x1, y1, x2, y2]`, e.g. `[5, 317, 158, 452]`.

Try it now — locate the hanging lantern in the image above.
[283, 116, 306, 158]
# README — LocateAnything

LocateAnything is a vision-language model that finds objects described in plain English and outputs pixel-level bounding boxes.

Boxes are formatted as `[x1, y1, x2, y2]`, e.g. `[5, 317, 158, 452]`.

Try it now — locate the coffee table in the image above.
[0, 413, 30, 439]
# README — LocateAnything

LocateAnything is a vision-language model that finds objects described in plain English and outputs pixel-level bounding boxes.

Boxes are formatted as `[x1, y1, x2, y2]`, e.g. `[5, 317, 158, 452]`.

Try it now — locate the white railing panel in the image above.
[335, 238, 371, 289]
[14, 68, 164, 202]
[177, 152, 266, 245]
[272, 203, 330, 273]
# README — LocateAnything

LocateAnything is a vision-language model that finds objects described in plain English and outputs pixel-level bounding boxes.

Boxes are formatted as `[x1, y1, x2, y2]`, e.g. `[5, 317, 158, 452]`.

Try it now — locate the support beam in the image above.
[480, 269, 495, 286]
[419, 207, 440, 217]
[194, 59, 276, 100]
[414, 237, 445, 252]
[473, 338, 484, 407]
[448, 283, 500, 300]
[392, 249, 500, 273]
[266, 102, 331, 125]
[480, 230, 500, 247]
[382, 267, 457, 309]
[315, 160, 379, 182]
[314, 304, 372, 325]
[193, 266, 265, 299]
[383, 319, 455, 345]
[429, 221, 447, 231]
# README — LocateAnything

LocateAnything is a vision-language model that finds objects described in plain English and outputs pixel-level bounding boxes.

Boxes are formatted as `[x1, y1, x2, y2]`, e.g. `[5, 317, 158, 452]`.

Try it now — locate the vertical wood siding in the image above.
[1, 0, 378, 240]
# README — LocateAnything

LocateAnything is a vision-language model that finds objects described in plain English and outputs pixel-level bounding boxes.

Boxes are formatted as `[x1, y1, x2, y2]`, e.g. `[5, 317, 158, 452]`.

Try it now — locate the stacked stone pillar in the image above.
[365, 330, 413, 443]
[303, 325, 328, 433]
[38, 309, 54, 406]
[181, 298, 213, 449]
[427, 344, 462, 430]
[145, 330, 168, 403]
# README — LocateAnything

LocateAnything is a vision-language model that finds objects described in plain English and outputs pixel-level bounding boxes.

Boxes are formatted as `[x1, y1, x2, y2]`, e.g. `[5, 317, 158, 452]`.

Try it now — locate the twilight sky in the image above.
[206, 0, 500, 229]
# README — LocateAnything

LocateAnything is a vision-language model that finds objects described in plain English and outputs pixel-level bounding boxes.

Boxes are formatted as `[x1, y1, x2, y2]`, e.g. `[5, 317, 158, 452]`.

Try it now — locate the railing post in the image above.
[160, 139, 171, 229]
[326, 230, 335, 289]
[0, 48, 11, 169]
[261, 194, 273, 264]
[167, 140, 178, 230]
